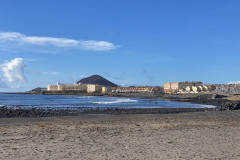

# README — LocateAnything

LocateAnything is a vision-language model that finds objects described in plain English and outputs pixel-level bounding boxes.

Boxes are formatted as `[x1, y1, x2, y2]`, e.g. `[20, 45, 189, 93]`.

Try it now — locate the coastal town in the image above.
[41, 75, 240, 94]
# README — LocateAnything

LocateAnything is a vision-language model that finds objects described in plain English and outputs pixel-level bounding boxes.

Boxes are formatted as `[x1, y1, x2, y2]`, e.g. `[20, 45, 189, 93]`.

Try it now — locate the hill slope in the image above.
[77, 75, 118, 87]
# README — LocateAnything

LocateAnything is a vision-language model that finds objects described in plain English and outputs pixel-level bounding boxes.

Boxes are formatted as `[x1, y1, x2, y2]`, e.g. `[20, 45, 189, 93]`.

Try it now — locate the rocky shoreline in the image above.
[0, 107, 213, 118]
[160, 93, 240, 110]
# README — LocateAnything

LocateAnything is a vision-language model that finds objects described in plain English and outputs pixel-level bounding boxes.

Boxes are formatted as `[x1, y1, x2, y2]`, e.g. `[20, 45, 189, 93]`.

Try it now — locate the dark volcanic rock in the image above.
[162, 94, 229, 108]
[212, 94, 227, 99]
[0, 108, 77, 118]
[0, 107, 212, 118]
[77, 75, 118, 87]
[220, 101, 240, 110]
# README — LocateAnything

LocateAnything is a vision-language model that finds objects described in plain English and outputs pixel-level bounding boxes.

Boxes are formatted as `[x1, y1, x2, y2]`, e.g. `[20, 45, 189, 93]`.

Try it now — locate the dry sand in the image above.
[1, 111, 240, 160]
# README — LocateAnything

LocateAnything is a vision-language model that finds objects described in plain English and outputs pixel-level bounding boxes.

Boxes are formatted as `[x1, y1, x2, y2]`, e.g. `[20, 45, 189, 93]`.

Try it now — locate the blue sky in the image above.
[0, 0, 240, 92]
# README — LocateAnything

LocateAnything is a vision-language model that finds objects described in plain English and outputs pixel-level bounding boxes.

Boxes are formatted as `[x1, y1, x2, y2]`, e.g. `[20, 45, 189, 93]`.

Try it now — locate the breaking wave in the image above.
[197, 104, 216, 108]
[92, 98, 138, 104]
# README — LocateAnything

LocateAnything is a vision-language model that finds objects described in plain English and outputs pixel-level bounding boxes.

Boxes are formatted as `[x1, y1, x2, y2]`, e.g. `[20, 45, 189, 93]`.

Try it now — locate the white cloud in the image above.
[0, 58, 27, 83]
[0, 32, 21, 41]
[0, 32, 120, 51]
[79, 40, 118, 51]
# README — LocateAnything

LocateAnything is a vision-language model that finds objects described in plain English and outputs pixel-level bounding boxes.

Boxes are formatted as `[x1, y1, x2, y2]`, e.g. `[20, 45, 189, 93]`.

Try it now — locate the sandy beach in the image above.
[1, 110, 240, 160]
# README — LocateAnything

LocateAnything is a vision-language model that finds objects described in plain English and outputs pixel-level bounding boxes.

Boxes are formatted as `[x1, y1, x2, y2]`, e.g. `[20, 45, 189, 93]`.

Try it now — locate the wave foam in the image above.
[92, 98, 137, 104]
[198, 104, 216, 108]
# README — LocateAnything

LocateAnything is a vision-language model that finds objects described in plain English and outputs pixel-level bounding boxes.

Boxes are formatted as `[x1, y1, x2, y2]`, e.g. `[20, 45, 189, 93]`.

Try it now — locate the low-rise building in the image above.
[215, 84, 240, 93]
[47, 83, 114, 93]
[47, 85, 59, 91]
[47, 75, 118, 93]
[47, 83, 87, 92]
[164, 81, 204, 94]
[102, 86, 111, 93]
[113, 86, 161, 93]
[87, 84, 103, 93]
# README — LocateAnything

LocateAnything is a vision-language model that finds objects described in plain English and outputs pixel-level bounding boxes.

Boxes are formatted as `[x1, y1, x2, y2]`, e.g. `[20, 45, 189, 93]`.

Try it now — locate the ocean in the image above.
[0, 94, 216, 110]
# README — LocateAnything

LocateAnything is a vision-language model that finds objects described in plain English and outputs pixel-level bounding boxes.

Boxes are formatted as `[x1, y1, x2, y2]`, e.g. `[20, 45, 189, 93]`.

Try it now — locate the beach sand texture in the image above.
[1, 111, 240, 160]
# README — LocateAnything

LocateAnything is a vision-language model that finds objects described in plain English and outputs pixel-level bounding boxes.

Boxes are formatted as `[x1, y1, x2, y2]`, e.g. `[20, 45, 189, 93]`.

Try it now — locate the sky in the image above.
[0, 0, 240, 92]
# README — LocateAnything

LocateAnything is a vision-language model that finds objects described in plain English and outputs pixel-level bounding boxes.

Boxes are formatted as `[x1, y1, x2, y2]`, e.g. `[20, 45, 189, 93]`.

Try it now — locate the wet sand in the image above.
[1, 110, 240, 159]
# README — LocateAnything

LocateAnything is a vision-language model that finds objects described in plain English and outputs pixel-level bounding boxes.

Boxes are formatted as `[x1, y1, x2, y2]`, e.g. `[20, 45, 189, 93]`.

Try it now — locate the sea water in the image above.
[0, 94, 216, 110]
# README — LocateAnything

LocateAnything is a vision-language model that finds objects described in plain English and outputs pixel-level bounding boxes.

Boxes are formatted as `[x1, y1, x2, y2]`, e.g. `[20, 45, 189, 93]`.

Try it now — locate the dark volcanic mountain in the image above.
[77, 75, 118, 87]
